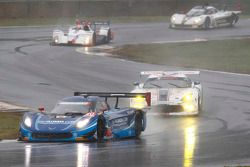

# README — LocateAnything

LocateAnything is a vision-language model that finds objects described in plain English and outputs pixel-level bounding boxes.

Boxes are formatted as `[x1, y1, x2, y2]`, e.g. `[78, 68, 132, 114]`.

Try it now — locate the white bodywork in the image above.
[170, 6, 241, 29]
[131, 71, 202, 115]
[52, 23, 112, 46]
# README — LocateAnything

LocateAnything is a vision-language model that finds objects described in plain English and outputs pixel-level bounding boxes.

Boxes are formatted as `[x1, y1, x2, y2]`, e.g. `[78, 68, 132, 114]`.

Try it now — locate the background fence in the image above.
[0, 0, 249, 18]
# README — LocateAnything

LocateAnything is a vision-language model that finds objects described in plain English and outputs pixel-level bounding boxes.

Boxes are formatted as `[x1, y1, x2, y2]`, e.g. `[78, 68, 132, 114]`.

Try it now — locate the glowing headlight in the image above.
[84, 37, 90, 45]
[171, 16, 176, 23]
[76, 119, 90, 129]
[194, 18, 202, 24]
[183, 94, 193, 102]
[182, 104, 195, 112]
[130, 96, 146, 109]
[24, 117, 32, 128]
[54, 37, 59, 43]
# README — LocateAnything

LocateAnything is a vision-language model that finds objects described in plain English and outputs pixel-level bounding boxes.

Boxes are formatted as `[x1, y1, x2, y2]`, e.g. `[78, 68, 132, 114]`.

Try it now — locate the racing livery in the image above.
[131, 71, 202, 115]
[170, 6, 241, 29]
[52, 20, 113, 46]
[19, 92, 150, 142]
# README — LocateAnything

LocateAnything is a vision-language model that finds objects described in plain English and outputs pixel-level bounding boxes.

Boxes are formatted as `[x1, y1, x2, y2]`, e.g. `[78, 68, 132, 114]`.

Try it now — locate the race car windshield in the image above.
[50, 102, 93, 115]
[186, 9, 205, 17]
[144, 78, 191, 88]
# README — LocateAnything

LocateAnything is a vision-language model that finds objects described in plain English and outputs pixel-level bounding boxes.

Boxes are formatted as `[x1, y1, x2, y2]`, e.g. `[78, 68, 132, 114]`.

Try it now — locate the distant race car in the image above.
[170, 5, 241, 29]
[19, 92, 150, 142]
[52, 20, 114, 46]
[131, 71, 202, 116]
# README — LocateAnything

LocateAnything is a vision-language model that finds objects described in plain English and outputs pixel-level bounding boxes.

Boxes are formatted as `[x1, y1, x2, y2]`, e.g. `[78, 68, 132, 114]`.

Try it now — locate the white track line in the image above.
[201, 69, 250, 77]
[0, 139, 17, 143]
[152, 38, 208, 44]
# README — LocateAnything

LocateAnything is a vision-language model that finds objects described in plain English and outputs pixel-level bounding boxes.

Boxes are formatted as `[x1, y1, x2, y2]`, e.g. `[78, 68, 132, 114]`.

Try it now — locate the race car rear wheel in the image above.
[135, 111, 143, 138]
[106, 29, 112, 43]
[203, 17, 211, 30]
[97, 115, 105, 142]
[229, 14, 238, 26]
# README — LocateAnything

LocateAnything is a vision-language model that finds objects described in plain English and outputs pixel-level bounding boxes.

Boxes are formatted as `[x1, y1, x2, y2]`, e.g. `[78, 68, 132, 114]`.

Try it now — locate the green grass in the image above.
[0, 112, 23, 139]
[0, 16, 170, 26]
[112, 38, 250, 74]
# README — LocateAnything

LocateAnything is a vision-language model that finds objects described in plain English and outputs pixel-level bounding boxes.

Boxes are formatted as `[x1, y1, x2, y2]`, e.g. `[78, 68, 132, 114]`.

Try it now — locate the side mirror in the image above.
[38, 106, 45, 112]
[133, 82, 140, 86]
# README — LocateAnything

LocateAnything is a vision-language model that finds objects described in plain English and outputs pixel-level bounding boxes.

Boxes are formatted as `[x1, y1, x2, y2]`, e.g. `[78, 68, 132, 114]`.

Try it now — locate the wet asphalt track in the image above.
[1, 20, 250, 167]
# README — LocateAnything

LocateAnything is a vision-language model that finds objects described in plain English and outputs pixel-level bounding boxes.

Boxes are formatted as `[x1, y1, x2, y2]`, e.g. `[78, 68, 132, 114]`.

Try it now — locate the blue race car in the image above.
[19, 92, 151, 142]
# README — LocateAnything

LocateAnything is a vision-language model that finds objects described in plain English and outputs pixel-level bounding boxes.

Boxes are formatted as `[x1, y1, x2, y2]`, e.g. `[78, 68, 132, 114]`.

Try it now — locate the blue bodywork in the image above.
[19, 96, 147, 142]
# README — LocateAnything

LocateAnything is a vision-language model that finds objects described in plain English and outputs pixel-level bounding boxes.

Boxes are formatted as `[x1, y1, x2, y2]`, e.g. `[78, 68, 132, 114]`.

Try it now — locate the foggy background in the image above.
[0, 0, 249, 19]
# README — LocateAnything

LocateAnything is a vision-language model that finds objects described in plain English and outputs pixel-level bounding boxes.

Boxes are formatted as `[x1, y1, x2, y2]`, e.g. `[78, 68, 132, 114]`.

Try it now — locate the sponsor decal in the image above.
[85, 112, 96, 117]
[38, 120, 75, 124]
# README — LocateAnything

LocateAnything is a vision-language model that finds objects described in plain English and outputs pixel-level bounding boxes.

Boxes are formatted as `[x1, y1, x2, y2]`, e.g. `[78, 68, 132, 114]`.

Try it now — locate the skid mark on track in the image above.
[0, 36, 51, 42]
[14, 43, 42, 56]
[15, 44, 33, 55]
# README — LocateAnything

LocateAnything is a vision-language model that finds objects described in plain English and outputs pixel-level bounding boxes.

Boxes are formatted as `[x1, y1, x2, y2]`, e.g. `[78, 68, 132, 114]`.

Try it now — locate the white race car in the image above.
[131, 71, 202, 116]
[170, 5, 241, 29]
[52, 21, 113, 46]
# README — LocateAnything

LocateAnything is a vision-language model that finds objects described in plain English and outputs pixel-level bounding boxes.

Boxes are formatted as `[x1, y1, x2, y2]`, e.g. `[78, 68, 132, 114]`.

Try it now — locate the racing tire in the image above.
[203, 17, 211, 30]
[17, 130, 23, 141]
[134, 111, 143, 138]
[50, 42, 56, 46]
[97, 115, 106, 142]
[198, 97, 202, 113]
[106, 29, 112, 43]
[198, 92, 203, 115]
[235, 15, 239, 24]
[229, 14, 238, 26]
[91, 33, 96, 46]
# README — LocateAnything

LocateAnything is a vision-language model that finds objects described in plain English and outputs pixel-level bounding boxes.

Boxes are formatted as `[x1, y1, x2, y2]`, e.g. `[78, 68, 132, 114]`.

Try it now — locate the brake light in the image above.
[38, 106, 45, 112]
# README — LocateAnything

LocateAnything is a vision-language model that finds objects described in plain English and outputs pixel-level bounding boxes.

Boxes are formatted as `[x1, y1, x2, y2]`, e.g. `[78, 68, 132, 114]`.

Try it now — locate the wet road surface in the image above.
[1, 20, 250, 167]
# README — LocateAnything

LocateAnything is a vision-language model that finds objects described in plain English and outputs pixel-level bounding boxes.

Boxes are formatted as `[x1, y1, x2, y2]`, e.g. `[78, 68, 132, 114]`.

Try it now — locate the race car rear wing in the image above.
[140, 71, 200, 78]
[93, 21, 110, 26]
[140, 71, 200, 76]
[74, 92, 151, 108]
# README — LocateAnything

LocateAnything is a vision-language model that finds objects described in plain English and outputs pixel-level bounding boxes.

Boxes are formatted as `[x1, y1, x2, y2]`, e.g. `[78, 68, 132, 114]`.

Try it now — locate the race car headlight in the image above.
[171, 16, 176, 23]
[76, 119, 90, 129]
[182, 104, 195, 112]
[54, 37, 59, 43]
[24, 117, 32, 128]
[194, 18, 202, 24]
[130, 96, 146, 109]
[84, 37, 90, 45]
[183, 94, 193, 102]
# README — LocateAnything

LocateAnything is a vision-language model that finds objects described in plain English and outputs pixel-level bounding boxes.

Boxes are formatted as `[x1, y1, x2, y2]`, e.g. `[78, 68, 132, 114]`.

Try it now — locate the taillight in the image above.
[38, 106, 45, 112]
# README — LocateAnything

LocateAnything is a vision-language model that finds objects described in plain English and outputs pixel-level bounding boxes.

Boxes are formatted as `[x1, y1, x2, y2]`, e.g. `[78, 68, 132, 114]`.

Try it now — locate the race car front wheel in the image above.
[18, 130, 24, 141]
[203, 17, 211, 30]
[97, 115, 105, 142]
[91, 33, 96, 46]
[135, 111, 143, 138]
[198, 96, 203, 114]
